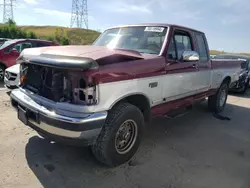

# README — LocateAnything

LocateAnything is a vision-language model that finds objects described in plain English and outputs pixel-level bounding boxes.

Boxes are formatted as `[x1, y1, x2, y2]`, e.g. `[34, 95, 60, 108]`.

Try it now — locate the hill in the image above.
[19, 25, 101, 45]
[19, 26, 250, 56]
[1, 24, 250, 56]
[210, 50, 250, 56]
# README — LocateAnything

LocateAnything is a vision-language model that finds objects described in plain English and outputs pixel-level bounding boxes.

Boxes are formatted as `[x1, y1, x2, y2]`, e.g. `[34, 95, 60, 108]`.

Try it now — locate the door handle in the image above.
[192, 64, 198, 69]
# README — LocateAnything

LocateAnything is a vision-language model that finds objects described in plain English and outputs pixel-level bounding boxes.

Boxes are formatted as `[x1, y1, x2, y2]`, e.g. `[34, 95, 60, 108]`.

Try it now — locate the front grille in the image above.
[22, 63, 65, 102]
[5, 71, 17, 81]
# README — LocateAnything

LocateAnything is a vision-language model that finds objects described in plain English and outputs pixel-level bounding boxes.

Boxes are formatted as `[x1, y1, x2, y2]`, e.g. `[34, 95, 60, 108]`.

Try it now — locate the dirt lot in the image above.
[0, 85, 250, 188]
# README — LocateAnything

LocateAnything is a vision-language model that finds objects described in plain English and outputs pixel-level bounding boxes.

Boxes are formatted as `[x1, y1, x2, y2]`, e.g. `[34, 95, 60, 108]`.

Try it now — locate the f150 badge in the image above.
[149, 82, 158, 88]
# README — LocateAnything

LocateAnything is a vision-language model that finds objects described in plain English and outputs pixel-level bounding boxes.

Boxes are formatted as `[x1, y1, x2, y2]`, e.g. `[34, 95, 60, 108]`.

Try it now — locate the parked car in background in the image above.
[210, 54, 216, 59]
[4, 64, 20, 89]
[0, 38, 11, 45]
[214, 54, 250, 93]
[0, 39, 58, 83]
[11, 24, 244, 166]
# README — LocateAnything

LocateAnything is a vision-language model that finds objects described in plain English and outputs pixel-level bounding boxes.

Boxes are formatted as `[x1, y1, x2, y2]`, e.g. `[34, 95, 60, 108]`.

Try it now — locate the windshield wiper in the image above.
[138, 51, 158, 55]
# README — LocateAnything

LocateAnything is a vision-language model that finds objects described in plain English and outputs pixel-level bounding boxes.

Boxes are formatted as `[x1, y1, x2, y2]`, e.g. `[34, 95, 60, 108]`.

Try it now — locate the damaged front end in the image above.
[18, 54, 99, 106]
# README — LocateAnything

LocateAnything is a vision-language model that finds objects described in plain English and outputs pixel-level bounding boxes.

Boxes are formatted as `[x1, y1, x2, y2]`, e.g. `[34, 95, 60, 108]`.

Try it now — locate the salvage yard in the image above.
[0, 86, 250, 188]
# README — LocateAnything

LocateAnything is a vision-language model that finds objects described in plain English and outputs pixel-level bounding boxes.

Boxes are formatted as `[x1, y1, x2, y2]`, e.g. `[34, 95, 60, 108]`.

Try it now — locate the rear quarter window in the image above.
[195, 33, 209, 61]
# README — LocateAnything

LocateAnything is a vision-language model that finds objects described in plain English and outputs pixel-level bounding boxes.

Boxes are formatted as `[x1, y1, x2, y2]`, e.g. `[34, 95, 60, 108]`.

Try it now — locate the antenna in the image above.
[1, 0, 15, 23]
[70, 0, 88, 29]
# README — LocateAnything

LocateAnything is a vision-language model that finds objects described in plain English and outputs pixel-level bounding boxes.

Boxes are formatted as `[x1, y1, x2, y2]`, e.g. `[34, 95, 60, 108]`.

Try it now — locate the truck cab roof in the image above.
[108, 23, 204, 34]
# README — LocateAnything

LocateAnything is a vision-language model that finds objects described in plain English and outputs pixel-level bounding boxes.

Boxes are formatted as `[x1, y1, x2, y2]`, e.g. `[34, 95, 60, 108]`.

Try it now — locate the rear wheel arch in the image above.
[223, 76, 231, 86]
[0, 62, 7, 69]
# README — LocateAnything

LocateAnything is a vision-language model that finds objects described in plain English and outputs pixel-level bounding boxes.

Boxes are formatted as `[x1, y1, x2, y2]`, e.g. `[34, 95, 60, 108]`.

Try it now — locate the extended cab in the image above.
[10, 24, 243, 166]
[0, 39, 58, 81]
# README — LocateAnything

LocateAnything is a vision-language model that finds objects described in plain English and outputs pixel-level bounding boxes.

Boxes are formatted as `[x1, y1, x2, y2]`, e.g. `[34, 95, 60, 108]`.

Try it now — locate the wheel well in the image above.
[0, 62, 6, 69]
[119, 94, 151, 122]
[223, 76, 231, 86]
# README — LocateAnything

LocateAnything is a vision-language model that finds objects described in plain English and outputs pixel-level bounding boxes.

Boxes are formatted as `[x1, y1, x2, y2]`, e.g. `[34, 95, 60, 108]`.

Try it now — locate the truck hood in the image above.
[18, 45, 145, 70]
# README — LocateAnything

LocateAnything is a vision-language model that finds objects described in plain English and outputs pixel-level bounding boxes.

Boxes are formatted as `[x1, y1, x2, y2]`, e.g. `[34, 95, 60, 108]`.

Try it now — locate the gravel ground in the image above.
[0, 87, 250, 188]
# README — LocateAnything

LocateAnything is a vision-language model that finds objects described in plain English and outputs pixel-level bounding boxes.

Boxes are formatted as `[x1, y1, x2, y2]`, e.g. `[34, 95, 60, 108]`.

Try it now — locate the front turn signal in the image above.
[20, 75, 26, 84]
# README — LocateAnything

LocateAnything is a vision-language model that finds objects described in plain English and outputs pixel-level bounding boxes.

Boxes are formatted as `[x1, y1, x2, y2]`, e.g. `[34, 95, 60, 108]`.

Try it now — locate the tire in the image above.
[0, 64, 5, 81]
[91, 102, 144, 166]
[208, 81, 229, 113]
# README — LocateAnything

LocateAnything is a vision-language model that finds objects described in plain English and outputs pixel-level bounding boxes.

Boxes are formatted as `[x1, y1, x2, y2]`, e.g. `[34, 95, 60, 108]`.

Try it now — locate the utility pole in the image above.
[70, 0, 88, 29]
[1, 0, 15, 23]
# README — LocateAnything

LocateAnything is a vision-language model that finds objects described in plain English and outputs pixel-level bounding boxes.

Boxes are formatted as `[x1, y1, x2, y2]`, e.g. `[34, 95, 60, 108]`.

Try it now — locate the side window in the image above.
[8, 42, 32, 53]
[174, 33, 192, 60]
[167, 31, 193, 60]
[37, 43, 50, 47]
[21, 43, 32, 51]
[11, 44, 22, 52]
[196, 33, 209, 61]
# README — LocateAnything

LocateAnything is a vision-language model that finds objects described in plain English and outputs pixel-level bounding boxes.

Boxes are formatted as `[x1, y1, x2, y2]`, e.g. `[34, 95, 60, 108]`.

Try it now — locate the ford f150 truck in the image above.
[10, 24, 243, 166]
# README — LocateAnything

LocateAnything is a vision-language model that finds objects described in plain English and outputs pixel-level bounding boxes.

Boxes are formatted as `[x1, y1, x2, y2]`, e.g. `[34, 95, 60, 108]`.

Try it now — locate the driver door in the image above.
[164, 29, 199, 101]
[4, 42, 32, 67]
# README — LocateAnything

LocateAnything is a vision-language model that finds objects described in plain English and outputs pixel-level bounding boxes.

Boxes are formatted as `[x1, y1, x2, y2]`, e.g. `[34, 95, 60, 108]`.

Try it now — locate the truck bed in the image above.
[211, 59, 245, 69]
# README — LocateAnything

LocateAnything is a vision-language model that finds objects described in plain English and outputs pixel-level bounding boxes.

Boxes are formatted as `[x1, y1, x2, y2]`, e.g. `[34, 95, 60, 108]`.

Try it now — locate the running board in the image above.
[164, 106, 192, 119]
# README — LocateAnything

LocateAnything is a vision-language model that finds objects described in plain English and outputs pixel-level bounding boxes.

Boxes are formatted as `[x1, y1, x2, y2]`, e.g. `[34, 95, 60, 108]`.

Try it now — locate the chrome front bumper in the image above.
[10, 89, 107, 145]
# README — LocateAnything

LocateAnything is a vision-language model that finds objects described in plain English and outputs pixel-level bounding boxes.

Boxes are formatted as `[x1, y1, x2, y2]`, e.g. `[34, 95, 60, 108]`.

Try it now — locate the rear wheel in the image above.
[0, 64, 5, 81]
[91, 102, 144, 166]
[208, 81, 229, 113]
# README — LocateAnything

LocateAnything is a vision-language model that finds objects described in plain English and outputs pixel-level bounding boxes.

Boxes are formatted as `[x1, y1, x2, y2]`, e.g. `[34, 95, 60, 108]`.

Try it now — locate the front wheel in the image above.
[208, 82, 229, 113]
[91, 102, 144, 166]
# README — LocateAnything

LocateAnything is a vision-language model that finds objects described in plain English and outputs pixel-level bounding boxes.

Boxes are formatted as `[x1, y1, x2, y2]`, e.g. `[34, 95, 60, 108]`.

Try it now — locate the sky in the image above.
[0, 0, 250, 53]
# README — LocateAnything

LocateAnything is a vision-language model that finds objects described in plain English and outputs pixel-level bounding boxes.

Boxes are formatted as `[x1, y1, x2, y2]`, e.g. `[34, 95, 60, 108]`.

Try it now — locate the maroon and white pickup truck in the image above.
[10, 24, 243, 166]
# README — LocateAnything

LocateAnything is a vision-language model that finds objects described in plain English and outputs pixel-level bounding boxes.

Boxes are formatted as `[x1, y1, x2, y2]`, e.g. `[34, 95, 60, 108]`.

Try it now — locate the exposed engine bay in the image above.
[20, 63, 97, 105]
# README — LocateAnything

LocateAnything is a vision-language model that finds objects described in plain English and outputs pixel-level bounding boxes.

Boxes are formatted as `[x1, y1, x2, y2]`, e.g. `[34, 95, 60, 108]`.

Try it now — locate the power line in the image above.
[0, 0, 15, 23]
[70, 0, 88, 29]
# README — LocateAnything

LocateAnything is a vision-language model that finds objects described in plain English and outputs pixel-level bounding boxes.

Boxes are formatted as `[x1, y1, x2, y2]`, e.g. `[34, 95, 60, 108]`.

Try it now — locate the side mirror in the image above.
[11, 48, 19, 54]
[182, 51, 199, 62]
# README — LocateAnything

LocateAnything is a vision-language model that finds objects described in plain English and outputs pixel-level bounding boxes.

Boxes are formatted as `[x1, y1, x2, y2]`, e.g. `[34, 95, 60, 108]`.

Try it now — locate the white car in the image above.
[4, 64, 20, 89]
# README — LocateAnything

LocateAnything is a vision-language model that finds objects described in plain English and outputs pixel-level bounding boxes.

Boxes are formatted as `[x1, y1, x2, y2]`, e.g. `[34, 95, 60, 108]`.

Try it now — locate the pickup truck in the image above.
[10, 24, 243, 166]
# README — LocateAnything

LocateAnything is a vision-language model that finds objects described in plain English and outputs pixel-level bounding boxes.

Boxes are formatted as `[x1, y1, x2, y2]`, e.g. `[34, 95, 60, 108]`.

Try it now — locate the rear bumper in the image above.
[10, 89, 107, 146]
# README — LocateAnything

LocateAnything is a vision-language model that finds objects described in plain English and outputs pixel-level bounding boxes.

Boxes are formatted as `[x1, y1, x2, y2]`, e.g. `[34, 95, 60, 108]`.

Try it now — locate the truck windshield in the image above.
[93, 26, 168, 55]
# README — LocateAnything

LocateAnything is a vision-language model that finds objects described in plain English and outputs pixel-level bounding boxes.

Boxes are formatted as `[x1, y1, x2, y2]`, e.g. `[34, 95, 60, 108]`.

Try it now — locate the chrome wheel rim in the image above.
[0, 68, 4, 80]
[219, 89, 226, 107]
[115, 119, 138, 154]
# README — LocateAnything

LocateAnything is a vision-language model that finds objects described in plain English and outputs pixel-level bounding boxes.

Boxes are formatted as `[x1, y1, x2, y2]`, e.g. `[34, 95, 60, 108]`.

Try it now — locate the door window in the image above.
[167, 30, 193, 60]
[8, 42, 32, 53]
[195, 33, 209, 61]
